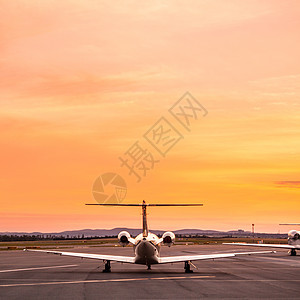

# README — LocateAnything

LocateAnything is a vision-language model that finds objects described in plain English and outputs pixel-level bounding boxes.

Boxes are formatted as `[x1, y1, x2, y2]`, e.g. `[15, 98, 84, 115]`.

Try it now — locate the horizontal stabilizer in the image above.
[86, 203, 203, 207]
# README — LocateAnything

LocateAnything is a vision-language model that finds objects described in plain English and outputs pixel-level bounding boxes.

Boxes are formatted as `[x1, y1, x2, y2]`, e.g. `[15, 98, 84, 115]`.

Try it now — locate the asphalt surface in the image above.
[0, 244, 300, 299]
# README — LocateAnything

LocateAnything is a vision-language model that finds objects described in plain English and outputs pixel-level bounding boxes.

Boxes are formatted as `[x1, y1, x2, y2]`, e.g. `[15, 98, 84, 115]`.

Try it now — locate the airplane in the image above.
[223, 224, 300, 256]
[25, 201, 275, 273]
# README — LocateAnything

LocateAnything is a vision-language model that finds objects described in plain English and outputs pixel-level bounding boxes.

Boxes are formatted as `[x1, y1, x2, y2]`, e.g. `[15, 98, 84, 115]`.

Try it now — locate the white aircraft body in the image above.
[26, 201, 275, 272]
[224, 224, 300, 256]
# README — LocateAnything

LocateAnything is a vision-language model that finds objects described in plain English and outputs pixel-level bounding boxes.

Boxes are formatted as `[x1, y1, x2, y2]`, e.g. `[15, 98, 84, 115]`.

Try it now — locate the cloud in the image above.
[275, 181, 300, 188]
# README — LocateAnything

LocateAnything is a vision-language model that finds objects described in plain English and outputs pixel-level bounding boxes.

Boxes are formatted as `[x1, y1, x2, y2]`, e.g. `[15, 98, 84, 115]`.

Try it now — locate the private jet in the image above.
[25, 201, 275, 272]
[223, 224, 300, 256]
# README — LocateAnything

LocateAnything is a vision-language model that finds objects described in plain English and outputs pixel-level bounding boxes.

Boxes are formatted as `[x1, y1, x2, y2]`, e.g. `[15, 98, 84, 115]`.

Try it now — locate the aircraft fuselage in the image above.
[133, 233, 160, 265]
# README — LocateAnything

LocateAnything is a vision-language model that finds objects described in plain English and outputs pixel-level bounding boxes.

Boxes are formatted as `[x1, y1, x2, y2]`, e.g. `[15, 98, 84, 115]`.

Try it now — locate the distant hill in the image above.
[0, 228, 160, 237]
[0, 228, 286, 238]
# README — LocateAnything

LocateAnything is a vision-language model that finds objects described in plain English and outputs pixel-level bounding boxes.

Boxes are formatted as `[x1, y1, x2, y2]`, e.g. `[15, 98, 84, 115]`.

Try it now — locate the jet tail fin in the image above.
[86, 201, 203, 238]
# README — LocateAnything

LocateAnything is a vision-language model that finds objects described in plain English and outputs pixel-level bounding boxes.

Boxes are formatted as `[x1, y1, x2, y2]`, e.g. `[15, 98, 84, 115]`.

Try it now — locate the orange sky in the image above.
[1, 1, 300, 233]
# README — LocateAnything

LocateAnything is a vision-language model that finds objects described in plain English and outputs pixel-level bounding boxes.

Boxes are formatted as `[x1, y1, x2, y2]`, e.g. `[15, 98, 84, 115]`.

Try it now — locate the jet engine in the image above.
[118, 231, 131, 247]
[162, 231, 175, 247]
[288, 230, 300, 240]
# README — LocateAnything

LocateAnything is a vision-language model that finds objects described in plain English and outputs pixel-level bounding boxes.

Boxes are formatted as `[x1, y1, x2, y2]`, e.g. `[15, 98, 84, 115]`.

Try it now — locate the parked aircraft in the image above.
[224, 224, 300, 256]
[25, 201, 275, 272]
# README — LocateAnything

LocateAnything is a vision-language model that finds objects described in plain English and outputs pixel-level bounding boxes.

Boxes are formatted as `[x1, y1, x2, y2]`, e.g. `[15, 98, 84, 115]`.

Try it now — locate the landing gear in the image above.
[290, 249, 297, 256]
[147, 265, 151, 270]
[184, 261, 193, 273]
[103, 260, 111, 273]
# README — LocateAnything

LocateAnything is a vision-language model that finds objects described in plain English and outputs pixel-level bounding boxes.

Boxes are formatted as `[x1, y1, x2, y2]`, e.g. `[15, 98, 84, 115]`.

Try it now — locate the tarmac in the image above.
[0, 244, 300, 299]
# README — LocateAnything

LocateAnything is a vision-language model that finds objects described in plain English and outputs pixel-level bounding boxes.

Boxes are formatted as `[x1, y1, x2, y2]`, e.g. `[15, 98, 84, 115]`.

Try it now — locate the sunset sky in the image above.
[1, 0, 300, 233]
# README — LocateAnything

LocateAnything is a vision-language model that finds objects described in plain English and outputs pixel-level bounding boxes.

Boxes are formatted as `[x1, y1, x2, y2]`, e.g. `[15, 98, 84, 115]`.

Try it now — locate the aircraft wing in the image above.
[158, 250, 275, 264]
[223, 243, 300, 249]
[24, 249, 135, 264]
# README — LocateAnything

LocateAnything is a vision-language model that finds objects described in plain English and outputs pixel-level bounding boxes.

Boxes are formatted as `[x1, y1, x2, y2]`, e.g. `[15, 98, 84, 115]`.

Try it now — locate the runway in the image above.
[0, 244, 299, 299]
